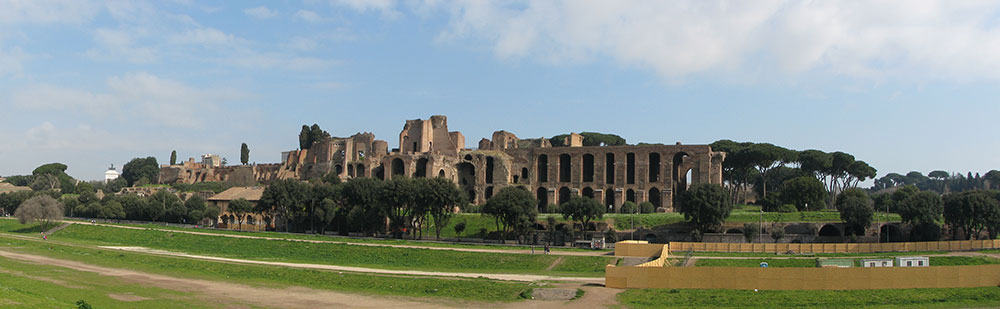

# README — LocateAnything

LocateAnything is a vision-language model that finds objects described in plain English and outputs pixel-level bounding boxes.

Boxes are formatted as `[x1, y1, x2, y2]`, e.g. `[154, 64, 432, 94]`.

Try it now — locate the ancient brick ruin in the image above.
[159, 115, 725, 211]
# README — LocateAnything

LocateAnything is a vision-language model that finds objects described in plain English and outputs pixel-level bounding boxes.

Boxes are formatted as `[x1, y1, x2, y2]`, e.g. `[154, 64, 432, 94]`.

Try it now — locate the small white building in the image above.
[202, 154, 222, 167]
[896, 256, 929, 267]
[105, 165, 120, 183]
[861, 259, 893, 267]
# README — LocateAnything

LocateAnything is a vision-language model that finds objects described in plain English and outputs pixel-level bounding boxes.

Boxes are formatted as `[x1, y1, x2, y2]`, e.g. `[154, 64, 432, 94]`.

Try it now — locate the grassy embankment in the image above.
[24, 221, 613, 277]
[0, 221, 536, 303]
[618, 287, 1000, 309]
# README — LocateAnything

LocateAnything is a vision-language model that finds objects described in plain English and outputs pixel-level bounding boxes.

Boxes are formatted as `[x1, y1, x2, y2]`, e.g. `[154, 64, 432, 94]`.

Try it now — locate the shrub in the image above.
[454, 221, 467, 237]
[639, 202, 655, 214]
[774, 204, 798, 213]
[910, 222, 942, 241]
[743, 222, 760, 242]
[544, 203, 560, 214]
[619, 201, 638, 214]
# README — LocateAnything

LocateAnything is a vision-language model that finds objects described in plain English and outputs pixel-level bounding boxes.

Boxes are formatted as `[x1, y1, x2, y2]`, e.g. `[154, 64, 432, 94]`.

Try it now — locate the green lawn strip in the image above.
[694, 256, 1000, 267]
[54, 217, 609, 254]
[48, 223, 610, 277]
[617, 287, 1000, 309]
[0, 234, 533, 302]
[0, 255, 204, 309]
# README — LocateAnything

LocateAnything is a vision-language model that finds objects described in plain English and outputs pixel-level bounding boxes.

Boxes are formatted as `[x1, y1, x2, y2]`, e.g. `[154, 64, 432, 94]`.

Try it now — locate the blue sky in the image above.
[2, 1, 1000, 181]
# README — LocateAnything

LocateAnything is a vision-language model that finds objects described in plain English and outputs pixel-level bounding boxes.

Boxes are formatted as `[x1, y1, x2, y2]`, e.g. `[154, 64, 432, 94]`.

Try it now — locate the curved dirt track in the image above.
[66, 220, 611, 257]
[98, 245, 604, 284]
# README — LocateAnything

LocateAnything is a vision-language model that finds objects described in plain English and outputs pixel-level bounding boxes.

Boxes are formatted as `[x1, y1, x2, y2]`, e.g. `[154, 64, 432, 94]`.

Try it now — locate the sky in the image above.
[2, 0, 1000, 182]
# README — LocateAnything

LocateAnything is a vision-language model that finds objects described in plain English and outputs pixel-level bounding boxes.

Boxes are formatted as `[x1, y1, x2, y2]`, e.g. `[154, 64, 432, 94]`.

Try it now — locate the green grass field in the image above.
[618, 287, 1000, 308]
[0, 223, 534, 303]
[33, 222, 613, 277]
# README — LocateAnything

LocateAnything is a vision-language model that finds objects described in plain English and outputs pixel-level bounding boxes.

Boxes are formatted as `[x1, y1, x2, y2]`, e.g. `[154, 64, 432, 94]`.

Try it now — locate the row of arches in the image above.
[534, 186, 664, 210]
[534, 152, 690, 186]
[334, 163, 367, 178]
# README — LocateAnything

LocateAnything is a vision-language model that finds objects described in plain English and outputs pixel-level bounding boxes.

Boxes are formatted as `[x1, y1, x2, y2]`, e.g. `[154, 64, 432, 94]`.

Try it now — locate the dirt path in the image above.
[99, 245, 603, 284]
[63, 220, 610, 257]
[0, 249, 462, 309]
[545, 257, 565, 271]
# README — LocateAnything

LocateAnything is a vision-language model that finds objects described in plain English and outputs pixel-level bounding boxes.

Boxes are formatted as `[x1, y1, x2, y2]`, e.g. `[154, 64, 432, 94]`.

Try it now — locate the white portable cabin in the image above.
[895, 256, 929, 267]
[861, 259, 893, 267]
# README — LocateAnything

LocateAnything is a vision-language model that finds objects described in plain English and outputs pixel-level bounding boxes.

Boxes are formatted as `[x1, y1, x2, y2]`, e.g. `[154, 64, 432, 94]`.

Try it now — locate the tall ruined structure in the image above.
[160, 115, 725, 211]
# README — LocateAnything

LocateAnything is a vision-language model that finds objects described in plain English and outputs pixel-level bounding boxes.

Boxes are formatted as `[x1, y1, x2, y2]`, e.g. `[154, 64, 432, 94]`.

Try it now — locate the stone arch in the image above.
[414, 158, 429, 178]
[347, 164, 355, 177]
[537, 187, 548, 211]
[558, 187, 572, 205]
[626, 189, 636, 203]
[438, 169, 445, 178]
[537, 155, 548, 182]
[582, 187, 594, 199]
[605, 153, 615, 184]
[464, 154, 473, 161]
[521, 168, 529, 183]
[391, 158, 404, 176]
[648, 187, 661, 208]
[605, 188, 616, 210]
[467, 190, 476, 204]
[672, 152, 691, 206]
[559, 154, 571, 182]
[648, 152, 661, 182]
[880, 224, 904, 242]
[335, 164, 343, 175]
[583, 154, 594, 182]
[485, 157, 494, 184]
[626, 153, 636, 184]
[485, 186, 494, 200]
[818, 224, 841, 237]
[356, 164, 365, 177]
[457, 162, 475, 186]
[375, 164, 385, 180]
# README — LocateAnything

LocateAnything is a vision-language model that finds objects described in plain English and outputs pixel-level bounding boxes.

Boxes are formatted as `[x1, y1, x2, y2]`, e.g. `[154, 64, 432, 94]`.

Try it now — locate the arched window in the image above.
[537, 155, 548, 182]
[648, 153, 661, 182]
[583, 154, 594, 182]
[559, 154, 571, 182]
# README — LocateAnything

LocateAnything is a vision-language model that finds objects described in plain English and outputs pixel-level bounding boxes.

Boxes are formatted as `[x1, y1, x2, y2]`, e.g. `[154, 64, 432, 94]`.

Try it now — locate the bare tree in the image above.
[15, 195, 64, 230]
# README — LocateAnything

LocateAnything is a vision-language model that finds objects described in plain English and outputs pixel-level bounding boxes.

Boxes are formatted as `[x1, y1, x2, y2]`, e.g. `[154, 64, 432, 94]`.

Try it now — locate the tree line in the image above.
[873, 170, 1000, 193]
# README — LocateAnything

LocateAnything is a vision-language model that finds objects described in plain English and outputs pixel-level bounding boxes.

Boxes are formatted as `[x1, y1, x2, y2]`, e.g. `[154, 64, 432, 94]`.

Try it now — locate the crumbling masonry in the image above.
[160, 115, 724, 211]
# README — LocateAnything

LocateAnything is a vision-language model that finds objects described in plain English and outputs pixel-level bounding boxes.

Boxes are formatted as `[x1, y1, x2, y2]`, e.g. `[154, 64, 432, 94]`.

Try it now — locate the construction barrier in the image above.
[605, 264, 1000, 290]
[615, 240, 668, 257]
[666, 239, 1000, 254]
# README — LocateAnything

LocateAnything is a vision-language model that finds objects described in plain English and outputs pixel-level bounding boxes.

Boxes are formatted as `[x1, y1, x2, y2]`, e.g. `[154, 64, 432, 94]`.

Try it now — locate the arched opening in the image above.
[536, 187, 548, 211]
[347, 164, 355, 177]
[582, 187, 594, 199]
[375, 164, 385, 180]
[537, 155, 548, 182]
[605, 188, 616, 211]
[464, 154, 473, 161]
[880, 224, 904, 242]
[438, 169, 445, 178]
[356, 164, 365, 177]
[605, 153, 615, 184]
[246, 215, 256, 226]
[559, 154, 571, 182]
[583, 154, 594, 182]
[648, 153, 660, 182]
[457, 163, 475, 186]
[485, 186, 494, 200]
[818, 224, 842, 237]
[485, 157, 494, 184]
[335, 164, 343, 175]
[391, 158, 404, 176]
[521, 168, 528, 183]
[414, 158, 429, 178]
[626, 189, 636, 203]
[648, 187, 661, 209]
[672, 152, 690, 206]
[626, 153, 636, 184]
[558, 187, 572, 205]
[467, 190, 476, 204]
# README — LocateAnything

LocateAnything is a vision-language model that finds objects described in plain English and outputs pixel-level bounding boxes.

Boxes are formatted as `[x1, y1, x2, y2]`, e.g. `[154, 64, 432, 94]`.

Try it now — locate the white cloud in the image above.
[0, 0, 100, 24]
[11, 72, 248, 129]
[329, 0, 399, 18]
[0, 46, 30, 77]
[244, 6, 277, 19]
[422, 1, 1000, 82]
[285, 36, 318, 51]
[294, 10, 324, 23]
[169, 27, 245, 47]
[86, 28, 157, 63]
